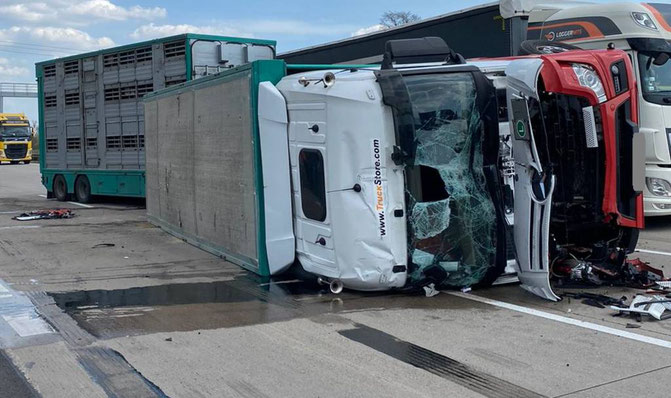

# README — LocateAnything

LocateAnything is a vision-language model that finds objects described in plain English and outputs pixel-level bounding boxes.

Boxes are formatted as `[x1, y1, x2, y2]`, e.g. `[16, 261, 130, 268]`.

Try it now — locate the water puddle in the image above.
[48, 272, 488, 339]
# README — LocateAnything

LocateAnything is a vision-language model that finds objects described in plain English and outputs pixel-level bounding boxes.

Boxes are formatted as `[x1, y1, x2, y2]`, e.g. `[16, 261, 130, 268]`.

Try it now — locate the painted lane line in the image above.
[0, 279, 54, 339]
[2, 314, 54, 337]
[635, 248, 671, 257]
[68, 201, 94, 208]
[0, 211, 21, 214]
[448, 291, 671, 350]
[0, 226, 40, 230]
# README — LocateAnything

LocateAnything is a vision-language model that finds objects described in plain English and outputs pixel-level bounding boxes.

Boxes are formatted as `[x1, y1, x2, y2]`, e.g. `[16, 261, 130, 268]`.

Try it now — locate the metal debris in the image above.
[610, 295, 671, 321]
[12, 209, 75, 221]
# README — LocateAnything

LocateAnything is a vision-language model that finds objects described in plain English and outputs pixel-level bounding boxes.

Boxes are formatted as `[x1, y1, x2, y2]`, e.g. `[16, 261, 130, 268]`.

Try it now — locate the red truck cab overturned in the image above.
[496, 48, 644, 300]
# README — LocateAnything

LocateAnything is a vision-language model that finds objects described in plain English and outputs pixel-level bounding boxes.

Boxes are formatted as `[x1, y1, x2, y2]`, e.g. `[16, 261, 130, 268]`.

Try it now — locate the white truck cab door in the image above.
[287, 102, 337, 274]
[506, 59, 560, 301]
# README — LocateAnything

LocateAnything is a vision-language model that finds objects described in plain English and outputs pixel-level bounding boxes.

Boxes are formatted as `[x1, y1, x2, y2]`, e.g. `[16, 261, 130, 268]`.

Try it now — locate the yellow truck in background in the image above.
[0, 113, 33, 164]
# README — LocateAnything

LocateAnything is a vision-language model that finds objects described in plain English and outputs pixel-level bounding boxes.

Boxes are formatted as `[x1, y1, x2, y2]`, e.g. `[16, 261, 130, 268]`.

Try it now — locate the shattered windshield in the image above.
[0, 126, 31, 139]
[403, 72, 498, 288]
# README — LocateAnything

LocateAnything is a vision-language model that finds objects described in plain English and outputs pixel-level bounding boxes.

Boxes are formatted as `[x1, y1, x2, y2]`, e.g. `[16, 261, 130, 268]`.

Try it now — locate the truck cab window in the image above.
[638, 52, 671, 105]
[299, 149, 327, 221]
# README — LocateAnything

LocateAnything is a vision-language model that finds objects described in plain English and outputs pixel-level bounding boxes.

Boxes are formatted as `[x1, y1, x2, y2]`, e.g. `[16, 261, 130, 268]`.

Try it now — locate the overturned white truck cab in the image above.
[143, 37, 644, 300]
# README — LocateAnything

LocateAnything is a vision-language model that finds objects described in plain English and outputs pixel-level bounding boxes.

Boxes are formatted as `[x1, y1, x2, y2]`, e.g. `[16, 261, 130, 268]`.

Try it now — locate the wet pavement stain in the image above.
[47, 271, 494, 339]
[339, 324, 545, 398]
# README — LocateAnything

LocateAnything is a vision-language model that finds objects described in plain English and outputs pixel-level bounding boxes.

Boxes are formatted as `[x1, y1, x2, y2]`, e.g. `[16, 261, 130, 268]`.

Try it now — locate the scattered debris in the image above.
[553, 255, 666, 291]
[625, 259, 664, 288]
[461, 287, 472, 293]
[164, 337, 173, 342]
[422, 283, 440, 297]
[625, 323, 641, 329]
[92, 243, 115, 248]
[562, 292, 627, 307]
[12, 209, 75, 221]
[610, 295, 671, 321]
[656, 281, 671, 289]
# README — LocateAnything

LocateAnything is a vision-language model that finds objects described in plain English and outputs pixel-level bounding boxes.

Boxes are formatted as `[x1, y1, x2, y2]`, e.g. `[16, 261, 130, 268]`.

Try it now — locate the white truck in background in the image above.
[143, 38, 643, 301]
[512, 1, 671, 215]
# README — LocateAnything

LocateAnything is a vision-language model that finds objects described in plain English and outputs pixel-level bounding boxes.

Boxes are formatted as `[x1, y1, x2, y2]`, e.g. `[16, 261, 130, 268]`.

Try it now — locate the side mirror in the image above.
[653, 52, 670, 66]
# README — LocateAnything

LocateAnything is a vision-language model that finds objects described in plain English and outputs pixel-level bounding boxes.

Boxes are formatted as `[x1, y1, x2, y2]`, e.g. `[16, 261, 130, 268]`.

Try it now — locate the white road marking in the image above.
[37, 194, 47, 198]
[2, 314, 54, 337]
[0, 280, 54, 339]
[68, 201, 94, 208]
[0, 211, 21, 214]
[0, 226, 40, 230]
[635, 248, 671, 257]
[448, 292, 671, 350]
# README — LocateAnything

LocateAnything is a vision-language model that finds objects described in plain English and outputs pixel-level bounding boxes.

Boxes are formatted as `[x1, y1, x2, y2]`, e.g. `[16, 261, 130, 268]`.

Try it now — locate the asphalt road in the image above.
[1, 163, 671, 398]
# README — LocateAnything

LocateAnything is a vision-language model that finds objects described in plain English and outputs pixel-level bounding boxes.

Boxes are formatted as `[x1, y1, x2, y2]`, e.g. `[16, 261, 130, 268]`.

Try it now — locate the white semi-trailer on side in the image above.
[143, 38, 643, 300]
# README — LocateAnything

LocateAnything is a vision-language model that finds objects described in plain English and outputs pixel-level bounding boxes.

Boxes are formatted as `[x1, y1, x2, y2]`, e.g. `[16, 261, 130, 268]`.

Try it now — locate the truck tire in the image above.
[74, 175, 92, 203]
[10, 161, 19, 165]
[518, 40, 581, 55]
[24, 160, 31, 164]
[53, 175, 68, 202]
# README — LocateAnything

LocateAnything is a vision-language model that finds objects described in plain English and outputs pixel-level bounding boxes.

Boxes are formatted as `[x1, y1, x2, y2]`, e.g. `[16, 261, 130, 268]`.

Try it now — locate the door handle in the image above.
[316, 237, 326, 246]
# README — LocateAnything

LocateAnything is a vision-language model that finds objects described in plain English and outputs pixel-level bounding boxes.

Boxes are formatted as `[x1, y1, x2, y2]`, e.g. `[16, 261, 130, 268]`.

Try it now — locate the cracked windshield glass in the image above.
[404, 72, 497, 288]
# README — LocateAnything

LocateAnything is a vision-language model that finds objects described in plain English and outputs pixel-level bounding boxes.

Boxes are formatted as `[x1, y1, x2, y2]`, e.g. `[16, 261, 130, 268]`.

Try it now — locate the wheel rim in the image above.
[77, 179, 89, 199]
[55, 178, 66, 197]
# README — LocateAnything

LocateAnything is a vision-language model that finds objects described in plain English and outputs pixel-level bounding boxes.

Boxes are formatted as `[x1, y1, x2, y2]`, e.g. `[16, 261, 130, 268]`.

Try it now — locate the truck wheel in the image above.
[74, 175, 92, 203]
[24, 160, 31, 164]
[518, 40, 581, 55]
[53, 175, 68, 202]
[10, 161, 19, 165]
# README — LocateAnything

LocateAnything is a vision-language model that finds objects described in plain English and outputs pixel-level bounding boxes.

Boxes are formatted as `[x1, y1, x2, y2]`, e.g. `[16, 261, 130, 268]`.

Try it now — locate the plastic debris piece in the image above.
[582, 298, 605, 309]
[461, 286, 472, 293]
[92, 243, 116, 249]
[562, 292, 627, 307]
[626, 259, 664, 288]
[610, 295, 671, 320]
[12, 209, 75, 221]
[626, 323, 641, 328]
[656, 281, 671, 289]
[422, 283, 440, 297]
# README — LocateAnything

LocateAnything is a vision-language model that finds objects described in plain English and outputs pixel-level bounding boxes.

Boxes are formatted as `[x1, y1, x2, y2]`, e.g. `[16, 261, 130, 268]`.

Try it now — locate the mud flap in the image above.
[506, 59, 560, 301]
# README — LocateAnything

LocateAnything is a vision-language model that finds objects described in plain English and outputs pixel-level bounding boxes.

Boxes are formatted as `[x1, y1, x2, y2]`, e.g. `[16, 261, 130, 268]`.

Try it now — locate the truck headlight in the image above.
[646, 177, 671, 197]
[632, 12, 658, 30]
[572, 64, 607, 103]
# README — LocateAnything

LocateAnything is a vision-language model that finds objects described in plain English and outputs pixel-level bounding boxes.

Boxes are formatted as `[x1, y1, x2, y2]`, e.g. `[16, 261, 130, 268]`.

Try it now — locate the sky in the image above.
[0, 0, 625, 123]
